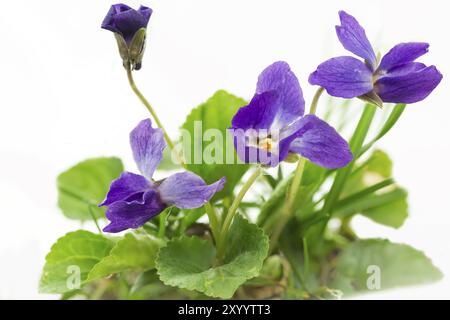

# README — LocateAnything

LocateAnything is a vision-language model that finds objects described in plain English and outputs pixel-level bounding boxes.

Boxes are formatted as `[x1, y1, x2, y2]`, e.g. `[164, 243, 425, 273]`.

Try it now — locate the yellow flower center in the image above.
[258, 138, 274, 152]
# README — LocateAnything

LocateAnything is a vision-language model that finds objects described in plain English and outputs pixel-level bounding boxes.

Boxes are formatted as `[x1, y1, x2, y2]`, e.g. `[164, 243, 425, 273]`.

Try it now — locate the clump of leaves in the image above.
[40, 92, 442, 300]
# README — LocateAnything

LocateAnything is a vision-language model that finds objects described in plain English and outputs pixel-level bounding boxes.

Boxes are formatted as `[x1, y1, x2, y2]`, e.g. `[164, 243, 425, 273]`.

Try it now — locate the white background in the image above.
[0, 0, 449, 299]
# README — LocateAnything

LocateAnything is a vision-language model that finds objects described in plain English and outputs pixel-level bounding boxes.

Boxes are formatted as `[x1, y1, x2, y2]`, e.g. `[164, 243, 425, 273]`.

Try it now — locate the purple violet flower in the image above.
[102, 4, 152, 45]
[100, 119, 226, 233]
[230, 61, 353, 169]
[309, 11, 442, 105]
[101, 4, 152, 70]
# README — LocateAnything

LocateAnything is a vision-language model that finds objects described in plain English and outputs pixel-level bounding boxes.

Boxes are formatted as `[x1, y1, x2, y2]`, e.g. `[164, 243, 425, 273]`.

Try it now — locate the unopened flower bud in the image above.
[102, 4, 152, 70]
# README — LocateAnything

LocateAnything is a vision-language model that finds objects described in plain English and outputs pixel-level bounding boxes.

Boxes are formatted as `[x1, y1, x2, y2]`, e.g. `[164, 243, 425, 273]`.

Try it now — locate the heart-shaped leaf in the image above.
[57, 157, 123, 220]
[88, 233, 164, 281]
[330, 239, 442, 295]
[39, 231, 114, 294]
[156, 215, 269, 298]
[181, 90, 249, 200]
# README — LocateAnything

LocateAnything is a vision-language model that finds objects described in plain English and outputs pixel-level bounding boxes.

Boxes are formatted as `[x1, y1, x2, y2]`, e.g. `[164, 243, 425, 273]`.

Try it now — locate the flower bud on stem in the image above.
[125, 66, 221, 241]
[125, 65, 177, 157]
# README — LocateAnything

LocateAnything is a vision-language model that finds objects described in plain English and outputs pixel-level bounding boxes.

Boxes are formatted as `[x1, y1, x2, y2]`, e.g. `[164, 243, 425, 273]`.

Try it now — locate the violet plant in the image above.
[39, 5, 443, 300]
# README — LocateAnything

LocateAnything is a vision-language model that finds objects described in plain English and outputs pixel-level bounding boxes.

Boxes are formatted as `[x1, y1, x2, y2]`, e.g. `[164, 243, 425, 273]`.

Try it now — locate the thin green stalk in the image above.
[269, 157, 306, 252]
[357, 103, 406, 158]
[334, 178, 394, 210]
[126, 66, 222, 234]
[339, 216, 357, 240]
[335, 187, 406, 219]
[309, 87, 325, 115]
[216, 167, 262, 261]
[205, 202, 220, 242]
[88, 205, 102, 234]
[305, 178, 396, 221]
[126, 66, 177, 155]
[158, 209, 169, 238]
[319, 104, 377, 222]
[268, 89, 324, 252]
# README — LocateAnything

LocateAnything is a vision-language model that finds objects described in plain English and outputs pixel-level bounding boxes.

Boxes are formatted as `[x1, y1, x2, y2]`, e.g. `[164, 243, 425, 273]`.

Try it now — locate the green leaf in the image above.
[181, 90, 249, 200]
[306, 105, 377, 248]
[365, 149, 393, 178]
[57, 157, 123, 220]
[156, 215, 269, 298]
[335, 188, 408, 229]
[88, 233, 164, 281]
[337, 150, 408, 228]
[39, 231, 114, 294]
[361, 188, 408, 228]
[344, 149, 393, 195]
[129, 270, 177, 300]
[330, 239, 442, 295]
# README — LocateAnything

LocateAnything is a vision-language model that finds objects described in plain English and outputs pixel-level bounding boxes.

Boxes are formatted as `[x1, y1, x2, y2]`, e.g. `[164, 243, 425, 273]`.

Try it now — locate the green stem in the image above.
[357, 103, 406, 158]
[205, 202, 220, 242]
[319, 104, 377, 224]
[126, 66, 178, 157]
[88, 205, 102, 234]
[158, 209, 169, 238]
[216, 167, 262, 261]
[269, 157, 306, 252]
[126, 66, 224, 237]
[268, 88, 324, 252]
[334, 178, 394, 210]
[339, 216, 357, 241]
[309, 87, 325, 115]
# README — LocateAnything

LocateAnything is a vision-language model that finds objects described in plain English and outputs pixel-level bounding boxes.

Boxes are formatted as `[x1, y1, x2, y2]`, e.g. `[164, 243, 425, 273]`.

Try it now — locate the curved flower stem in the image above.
[205, 202, 220, 242]
[216, 167, 263, 262]
[309, 87, 325, 115]
[126, 66, 177, 155]
[269, 157, 306, 252]
[125, 66, 222, 240]
[88, 205, 102, 234]
[317, 104, 376, 234]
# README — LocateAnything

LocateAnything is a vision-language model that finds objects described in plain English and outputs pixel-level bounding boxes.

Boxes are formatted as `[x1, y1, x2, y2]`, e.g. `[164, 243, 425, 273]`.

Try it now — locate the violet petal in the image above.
[256, 61, 306, 126]
[309, 56, 373, 98]
[378, 42, 429, 72]
[103, 189, 166, 233]
[375, 66, 443, 104]
[288, 115, 353, 169]
[158, 172, 226, 209]
[336, 11, 377, 69]
[231, 91, 280, 131]
[130, 119, 166, 180]
[138, 5, 153, 21]
[101, 4, 151, 44]
[99, 171, 151, 206]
